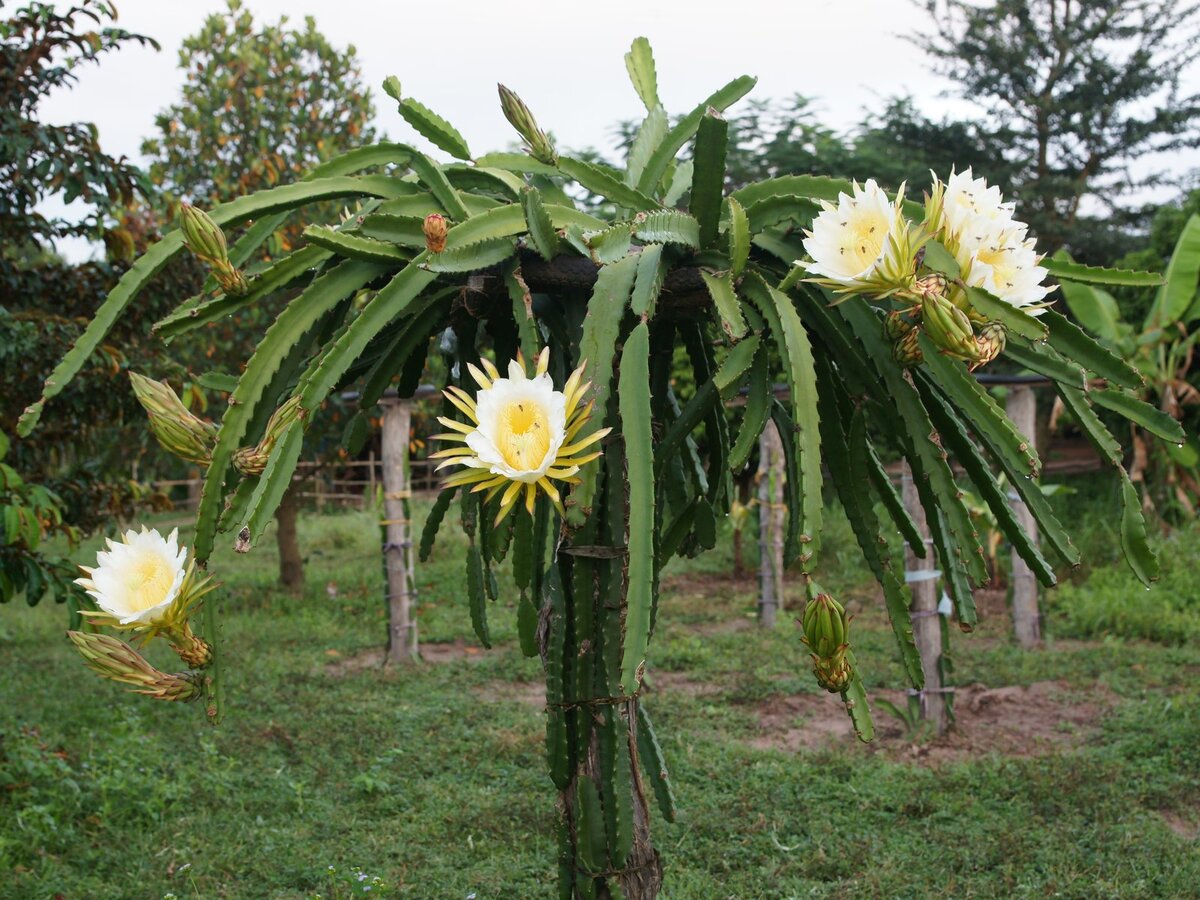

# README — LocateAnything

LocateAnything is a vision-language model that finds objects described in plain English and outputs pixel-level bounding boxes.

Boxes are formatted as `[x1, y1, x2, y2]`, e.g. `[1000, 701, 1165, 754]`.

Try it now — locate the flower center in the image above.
[976, 244, 1018, 293]
[124, 554, 175, 613]
[496, 398, 552, 472]
[837, 210, 886, 274]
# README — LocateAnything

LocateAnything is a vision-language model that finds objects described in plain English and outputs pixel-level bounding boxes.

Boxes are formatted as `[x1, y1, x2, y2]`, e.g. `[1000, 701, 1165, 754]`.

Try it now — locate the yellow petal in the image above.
[524, 482, 537, 515]
[557, 428, 610, 456]
[466, 362, 492, 390]
[536, 347, 550, 376]
[428, 446, 477, 459]
[480, 357, 501, 381]
[537, 476, 561, 504]
[436, 416, 475, 435]
[442, 391, 476, 419]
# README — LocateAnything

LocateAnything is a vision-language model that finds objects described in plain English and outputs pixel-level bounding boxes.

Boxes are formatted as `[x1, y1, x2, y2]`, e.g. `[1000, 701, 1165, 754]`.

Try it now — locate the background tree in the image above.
[141, 0, 379, 592]
[0, 1, 185, 539]
[141, 0, 376, 248]
[914, 0, 1200, 259]
[0, 0, 156, 262]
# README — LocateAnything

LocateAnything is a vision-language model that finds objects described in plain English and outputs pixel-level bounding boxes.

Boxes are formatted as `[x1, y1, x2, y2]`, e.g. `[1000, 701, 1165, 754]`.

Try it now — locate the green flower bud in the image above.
[883, 309, 917, 342]
[233, 396, 303, 476]
[801, 593, 849, 659]
[892, 327, 924, 368]
[970, 322, 1007, 371]
[130, 373, 217, 465]
[921, 292, 980, 361]
[179, 203, 248, 296]
[179, 202, 228, 264]
[497, 84, 557, 165]
[67, 631, 204, 702]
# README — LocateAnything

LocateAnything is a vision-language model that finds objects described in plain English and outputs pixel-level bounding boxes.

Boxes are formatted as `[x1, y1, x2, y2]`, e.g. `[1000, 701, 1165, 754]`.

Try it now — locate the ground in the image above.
[1, 494, 1198, 899]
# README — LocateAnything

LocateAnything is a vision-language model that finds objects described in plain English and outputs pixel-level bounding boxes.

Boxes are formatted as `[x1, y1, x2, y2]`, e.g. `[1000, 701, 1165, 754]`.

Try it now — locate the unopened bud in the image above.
[233, 396, 302, 476]
[801, 593, 849, 659]
[67, 631, 203, 702]
[891, 327, 924, 368]
[883, 309, 917, 342]
[130, 372, 217, 465]
[921, 292, 980, 361]
[497, 84, 557, 165]
[180, 203, 248, 296]
[969, 322, 1007, 371]
[180, 202, 228, 265]
[423, 213, 449, 254]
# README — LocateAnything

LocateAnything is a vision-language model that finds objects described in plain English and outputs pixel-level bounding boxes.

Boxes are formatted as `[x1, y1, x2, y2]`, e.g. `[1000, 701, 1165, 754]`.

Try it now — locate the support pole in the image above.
[381, 397, 418, 664]
[756, 419, 785, 627]
[1007, 386, 1042, 647]
[901, 460, 945, 734]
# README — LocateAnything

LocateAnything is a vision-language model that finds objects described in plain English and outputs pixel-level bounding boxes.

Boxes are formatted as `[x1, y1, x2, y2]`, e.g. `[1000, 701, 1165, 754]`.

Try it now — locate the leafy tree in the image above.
[140, 0, 379, 591]
[141, 0, 376, 248]
[847, 97, 1023, 196]
[914, 0, 1200, 257]
[0, 1, 183, 613]
[0, 0, 157, 259]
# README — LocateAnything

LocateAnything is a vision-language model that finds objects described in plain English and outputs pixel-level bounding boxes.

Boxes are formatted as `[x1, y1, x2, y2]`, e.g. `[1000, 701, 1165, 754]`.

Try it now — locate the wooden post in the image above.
[1007, 386, 1041, 647]
[901, 460, 945, 734]
[381, 397, 418, 664]
[756, 419, 786, 627]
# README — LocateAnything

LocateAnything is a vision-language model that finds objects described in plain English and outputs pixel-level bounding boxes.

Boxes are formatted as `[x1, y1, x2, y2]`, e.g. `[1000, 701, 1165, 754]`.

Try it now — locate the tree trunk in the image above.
[756, 419, 786, 627]
[901, 460, 945, 734]
[1007, 387, 1042, 648]
[276, 480, 304, 594]
[381, 397, 418, 664]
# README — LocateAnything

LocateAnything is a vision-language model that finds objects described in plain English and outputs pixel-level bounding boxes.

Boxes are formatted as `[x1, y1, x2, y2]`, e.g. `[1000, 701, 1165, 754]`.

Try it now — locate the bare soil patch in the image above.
[1159, 810, 1199, 841]
[323, 640, 492, 677]
[751, 680, 1116, 765]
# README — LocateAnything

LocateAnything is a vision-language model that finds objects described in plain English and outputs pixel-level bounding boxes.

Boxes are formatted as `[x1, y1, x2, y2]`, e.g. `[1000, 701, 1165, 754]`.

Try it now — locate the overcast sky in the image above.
[39, 0, 1200, 258]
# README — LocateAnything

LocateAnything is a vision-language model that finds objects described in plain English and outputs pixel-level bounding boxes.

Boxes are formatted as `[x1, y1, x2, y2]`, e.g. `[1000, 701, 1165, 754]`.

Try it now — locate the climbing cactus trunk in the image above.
[549, 439, 666, 898]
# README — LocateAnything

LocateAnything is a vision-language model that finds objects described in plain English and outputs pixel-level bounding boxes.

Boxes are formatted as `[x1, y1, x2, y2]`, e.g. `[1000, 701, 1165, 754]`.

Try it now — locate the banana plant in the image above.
[21, 39, 1179, 898]
[1057, 217, 1200, 520]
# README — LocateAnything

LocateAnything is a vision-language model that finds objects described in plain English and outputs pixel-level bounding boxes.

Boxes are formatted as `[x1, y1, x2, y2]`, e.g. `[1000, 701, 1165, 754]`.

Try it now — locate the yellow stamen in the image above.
[494, 397, 552, 471]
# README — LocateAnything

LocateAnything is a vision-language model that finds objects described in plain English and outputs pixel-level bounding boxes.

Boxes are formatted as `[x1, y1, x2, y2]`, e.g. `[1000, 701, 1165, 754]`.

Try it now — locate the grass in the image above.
[2, 491, 1199, 899]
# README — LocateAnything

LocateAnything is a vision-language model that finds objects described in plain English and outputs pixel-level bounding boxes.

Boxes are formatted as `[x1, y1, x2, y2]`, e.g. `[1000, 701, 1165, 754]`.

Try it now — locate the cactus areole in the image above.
[25, 39, 1180, 898]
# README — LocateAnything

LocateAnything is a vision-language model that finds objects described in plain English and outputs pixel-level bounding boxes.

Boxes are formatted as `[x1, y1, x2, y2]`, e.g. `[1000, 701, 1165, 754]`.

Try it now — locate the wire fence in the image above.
[152, 454, 443, 513]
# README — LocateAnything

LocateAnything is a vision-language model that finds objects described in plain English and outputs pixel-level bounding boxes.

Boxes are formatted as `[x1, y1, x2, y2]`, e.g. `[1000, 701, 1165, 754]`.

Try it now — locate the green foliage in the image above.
[915, 0, 1200, 256]
[1057, 523, 1200, 644]
[141, 0, 376, 220]
[0, 431, 86, 612]
[0, 1, 192, 541]
[0, 1, 157, 256]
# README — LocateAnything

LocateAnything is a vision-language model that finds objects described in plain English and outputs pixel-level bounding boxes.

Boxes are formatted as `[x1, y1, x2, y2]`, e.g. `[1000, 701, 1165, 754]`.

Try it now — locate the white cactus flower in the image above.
[799, 179, 917, 296]
[431, 348, 610, 523]
[76, 527, 188, 625]
[936, 168, 1051, 315]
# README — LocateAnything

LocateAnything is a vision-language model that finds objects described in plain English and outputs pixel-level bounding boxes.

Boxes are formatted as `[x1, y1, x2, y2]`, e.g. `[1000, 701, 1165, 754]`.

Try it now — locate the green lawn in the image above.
[2, 499, 1198, 899]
